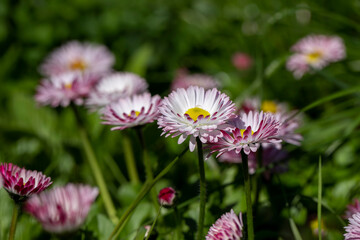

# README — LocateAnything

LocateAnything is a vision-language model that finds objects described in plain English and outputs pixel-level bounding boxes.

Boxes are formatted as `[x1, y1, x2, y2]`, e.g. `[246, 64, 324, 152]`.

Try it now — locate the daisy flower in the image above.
[86, 72, 148, 110]
[344, 212, 360, 240]
[171, 69, 219, 91]
[206, 209, 243, 240]
[40, 41, 115, 77]
[287, 35, 346, 79]
[0, 163, 52, 203]
[239, 98, 303, 146]
[344, 199, 360, 219]
[208, 111, 282, 157]
[25, 184, 98, 234]
[35, 72, 98, 107]
[158, 86, 236, 152]
[102, 92, 161, 130]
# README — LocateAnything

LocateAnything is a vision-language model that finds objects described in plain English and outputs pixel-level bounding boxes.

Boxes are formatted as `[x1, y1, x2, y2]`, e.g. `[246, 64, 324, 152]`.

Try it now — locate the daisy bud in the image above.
[158, 187, 176, 207]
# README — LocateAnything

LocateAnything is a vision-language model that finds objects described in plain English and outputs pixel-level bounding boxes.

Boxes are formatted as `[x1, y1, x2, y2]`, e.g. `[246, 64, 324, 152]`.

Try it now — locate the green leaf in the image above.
[97, 214, 114, 240]
[125, 44, 153, 77]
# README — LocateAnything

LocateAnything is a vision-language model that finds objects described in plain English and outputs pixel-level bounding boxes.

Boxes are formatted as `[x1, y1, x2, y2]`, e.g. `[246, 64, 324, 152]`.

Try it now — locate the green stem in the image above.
[122, 131, 140, 184]
[318, 156, 322, 240]
[135, 128, 158, 208]
[196, 138, 206, 240]
[72, 105, 118, 224]
[109, 148, 188, 240]
[174, 207, 182, 240]
[241, 151, 254, 240]
[145, 206, 162, 240]
[8, 205, 19, 240]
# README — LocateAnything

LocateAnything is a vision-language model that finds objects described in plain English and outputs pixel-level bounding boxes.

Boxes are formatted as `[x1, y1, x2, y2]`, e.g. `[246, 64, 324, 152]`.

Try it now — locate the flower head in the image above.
[345, 212, 360, 240]
[102, 93, 161, 130]
[35, 72, 98, 107]
[158, 187, 176, 207]
[25, 184, 98, 234]
[86, 72, 148, 110]
[0, 163, 52, 203]
[239, 98, 303, 147]
[208, 111, 282, 157]
[158, 86, 236, 152]
[206, 209, 243, 240]
[232, 52, 253, 70]
[40, 41, 115, 77]
[171, 69, 219, 91]
[287, 35, 346, 79]
[344, 199, 360, 219]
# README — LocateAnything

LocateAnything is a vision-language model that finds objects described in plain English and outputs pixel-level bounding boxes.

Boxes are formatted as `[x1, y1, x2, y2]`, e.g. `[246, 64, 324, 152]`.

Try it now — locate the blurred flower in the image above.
[102, 92, 161, 130]
[40, 41, 115, 77]
[344, 199, 360, 219]
[217, 145, 288, 177]
[158, 187, 176, 207]
[86, 72, 148, 111]
[208, 111, 282, 157]
[232, 52, 253, 70]
[25, 184, 98, 234]
[171, 69, 219, 91]
[0, 163, 52, 203]
[310, 218, 326, 237]
[35, 72, 98, 107]
[206, 209, 243, 240]
[344, 212, 360, 240]
[287, 35, 346, 79]
[158, 86, 236, 152]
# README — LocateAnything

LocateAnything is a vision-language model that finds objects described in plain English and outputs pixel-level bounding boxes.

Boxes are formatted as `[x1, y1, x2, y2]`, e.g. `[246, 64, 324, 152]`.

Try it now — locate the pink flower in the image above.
[345, 199, 360, 219]
[0, 163, 52, 202]
[40, 41, 115, 77]
[35, 72, 98, 107]
[206, 209, 243, 240]
[158, 187, 176, 206]
[25, 184, 98, 233]
[208, 111, 282, 157]
[158, 86, 236, 152]
[232, 52, 253, 70]
[86, 72, 148, 110]
[286, 35, 346, 79]
[171, 69, 219, 91]
[345, 212, 360, 240]
[217, 151, 257, 174]
[102, 93, 161, 130]
[239, 98, 303, 147]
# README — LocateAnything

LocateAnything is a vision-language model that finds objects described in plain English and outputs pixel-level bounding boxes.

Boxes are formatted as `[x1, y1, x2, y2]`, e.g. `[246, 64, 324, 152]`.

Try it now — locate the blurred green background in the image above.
[1, 0, 360, 239]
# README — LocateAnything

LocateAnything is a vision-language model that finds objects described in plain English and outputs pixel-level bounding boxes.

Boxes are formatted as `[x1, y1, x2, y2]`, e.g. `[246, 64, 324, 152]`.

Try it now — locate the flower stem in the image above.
[174, 206, 182, 240]
[72, 105, 118, 224]
[135, 128, 158, 209]
[241, 151, 254, 240]
[109, 148, 188, 240]
[122, 131, 140, 184]
[8, 205, 19, 240]
[196, 138, 206, 240]
[145, 206, 162, 240]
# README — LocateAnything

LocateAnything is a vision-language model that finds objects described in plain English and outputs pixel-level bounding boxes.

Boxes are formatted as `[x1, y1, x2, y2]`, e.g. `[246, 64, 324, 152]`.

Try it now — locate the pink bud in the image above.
[232, 52, 253, 70]
[158, 187, 176, 206]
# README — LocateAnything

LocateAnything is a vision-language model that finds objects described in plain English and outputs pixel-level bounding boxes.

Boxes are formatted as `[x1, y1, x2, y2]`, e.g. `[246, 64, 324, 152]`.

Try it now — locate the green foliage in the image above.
[1, 0, 360, 239]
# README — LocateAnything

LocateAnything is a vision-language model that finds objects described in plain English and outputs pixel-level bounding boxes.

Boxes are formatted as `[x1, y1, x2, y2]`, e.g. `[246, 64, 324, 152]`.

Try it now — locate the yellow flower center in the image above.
[185, 107, 210, 121]
[64, 83, 72, 89]
[261, 101, 277, 113]
[129, 111, 141, 117]
[240, 129, 254, 137]
[306, 51, 323, 64]
[69, 59, 87, 71]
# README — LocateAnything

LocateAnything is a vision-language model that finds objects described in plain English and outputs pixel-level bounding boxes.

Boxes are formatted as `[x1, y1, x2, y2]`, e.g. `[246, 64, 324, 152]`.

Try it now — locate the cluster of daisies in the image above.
[2, 33, 347, 239]
[0, 163, 98, 234]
